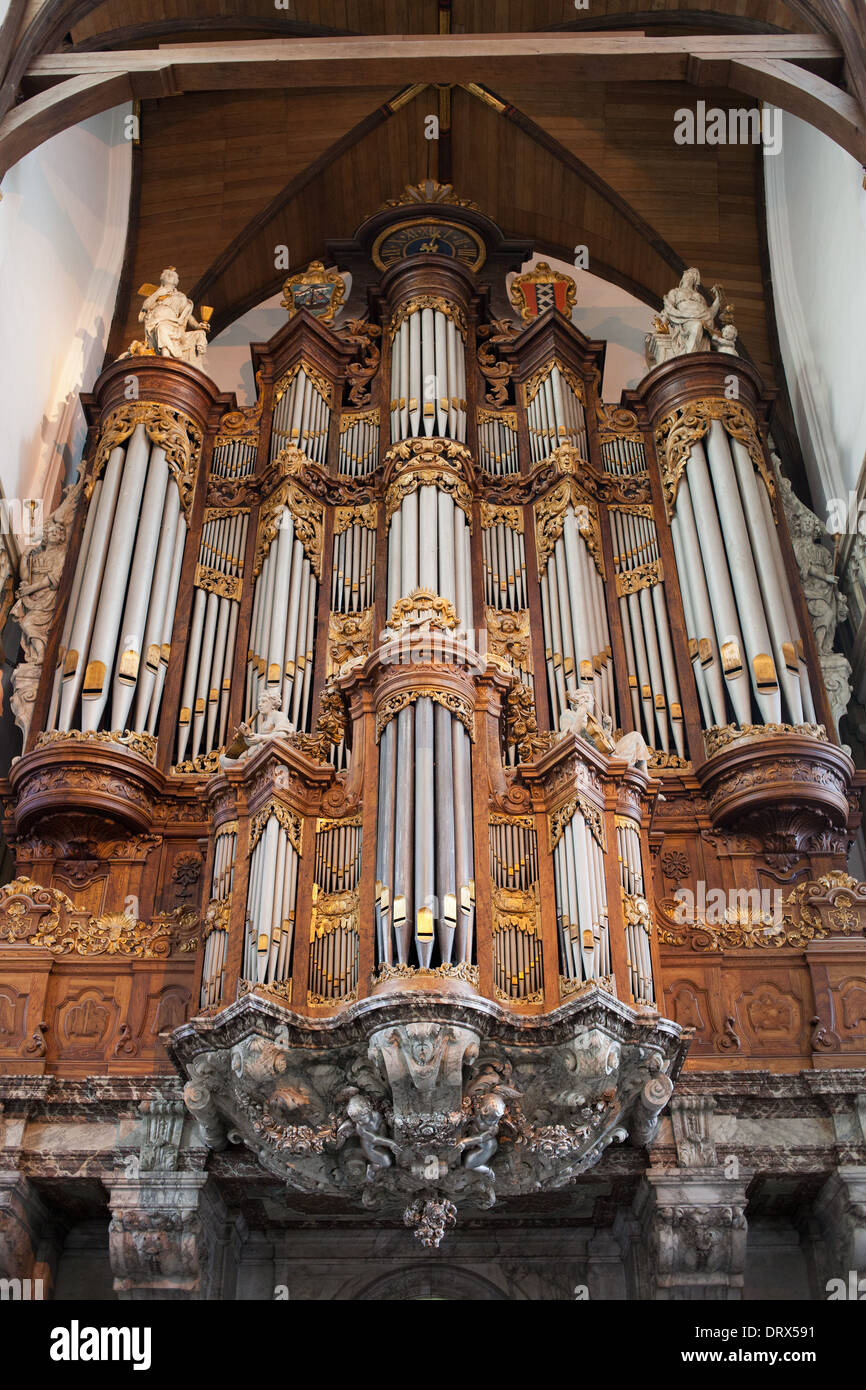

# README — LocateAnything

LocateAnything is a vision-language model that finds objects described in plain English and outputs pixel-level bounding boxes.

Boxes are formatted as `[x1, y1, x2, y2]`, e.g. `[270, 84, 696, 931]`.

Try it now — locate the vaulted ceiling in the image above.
[3, 0, 865, 413]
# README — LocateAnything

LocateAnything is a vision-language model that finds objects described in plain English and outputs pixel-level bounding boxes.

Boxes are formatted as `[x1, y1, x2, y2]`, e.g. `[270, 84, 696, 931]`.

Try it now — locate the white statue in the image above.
[221, 690, 296, 764]
[10, 478, 81, 742]
[138, 268, 210, 364]
[712, 321, 739, 356]
[777, 467, 852, 735]
[559, 688, 594, 738]
[559, 687, 615, 752]
[646, 268, 727, 366]
[612, 729, 652, 773]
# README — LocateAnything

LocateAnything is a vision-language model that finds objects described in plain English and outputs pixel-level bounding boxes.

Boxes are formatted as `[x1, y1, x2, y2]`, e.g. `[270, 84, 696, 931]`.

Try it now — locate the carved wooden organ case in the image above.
[2, 192, 866, 1188]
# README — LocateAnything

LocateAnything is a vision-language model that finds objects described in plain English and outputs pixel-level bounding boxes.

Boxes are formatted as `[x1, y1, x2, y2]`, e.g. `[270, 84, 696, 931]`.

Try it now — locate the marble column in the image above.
[808, 1167, 866, 1294]
[0, 1173, 63, 1292]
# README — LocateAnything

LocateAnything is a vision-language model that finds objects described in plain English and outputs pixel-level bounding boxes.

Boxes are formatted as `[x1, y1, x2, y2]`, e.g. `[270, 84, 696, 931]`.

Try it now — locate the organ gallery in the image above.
[1, 175, 865, 1301]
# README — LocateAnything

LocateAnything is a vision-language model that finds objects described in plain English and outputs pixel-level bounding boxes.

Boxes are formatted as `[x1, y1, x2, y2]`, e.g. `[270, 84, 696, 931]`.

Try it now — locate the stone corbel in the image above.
[625, 1171, 749, 1300]
[106, 1172, 227, 1300]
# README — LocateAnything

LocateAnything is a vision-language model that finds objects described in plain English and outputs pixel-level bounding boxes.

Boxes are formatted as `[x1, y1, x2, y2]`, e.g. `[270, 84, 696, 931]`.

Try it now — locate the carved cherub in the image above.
[341, 1093, 398, 1171]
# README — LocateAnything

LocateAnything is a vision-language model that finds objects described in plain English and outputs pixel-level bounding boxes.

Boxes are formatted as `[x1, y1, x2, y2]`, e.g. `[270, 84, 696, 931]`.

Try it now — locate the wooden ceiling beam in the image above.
[2, 32, 860, 184]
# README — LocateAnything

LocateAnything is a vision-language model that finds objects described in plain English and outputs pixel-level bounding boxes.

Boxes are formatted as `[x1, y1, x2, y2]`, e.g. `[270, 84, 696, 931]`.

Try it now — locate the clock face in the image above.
[372, 219, 486, 272]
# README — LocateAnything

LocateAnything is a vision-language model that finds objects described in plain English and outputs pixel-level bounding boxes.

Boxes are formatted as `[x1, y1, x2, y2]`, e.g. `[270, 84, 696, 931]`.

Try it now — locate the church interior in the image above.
[0, 0, 865, 1302]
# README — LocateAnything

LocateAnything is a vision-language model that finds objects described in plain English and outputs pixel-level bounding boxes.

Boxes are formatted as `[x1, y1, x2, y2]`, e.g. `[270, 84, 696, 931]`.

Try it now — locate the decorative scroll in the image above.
[90, 403, 203, 516]
[655, 398, 776, 518]
[254, 478, 324, 580]
[658, 870, 866, 950]
[595, 400, 642, 444]
[375, 688, 474, 743]
[489, 813, 535, 828]
[172, 748, 225, 775]
[316, 813, 362, 833]
[274, 359, 334, 408]
[333, 503, 377, 534]
[0, 878, 196, 958]
[510, 263, 577, 323]
[249, 802, 304, 855]
[615, 557, 663, 596]
[327, 609, 374, 676]
[36, 728, 157, 763]
[549, 794, 606, 852]
[476, 320, 519, 407]
[380, 180, 480, 211]
[336, 319, 382, 407]
[534, 478, 605, 580]
[387, 296, 467, 342]
[523, 359, 585, 408]
[217, 369, 265, 436]
[385, 437, 472, 477]
[480, 502, 523, 532]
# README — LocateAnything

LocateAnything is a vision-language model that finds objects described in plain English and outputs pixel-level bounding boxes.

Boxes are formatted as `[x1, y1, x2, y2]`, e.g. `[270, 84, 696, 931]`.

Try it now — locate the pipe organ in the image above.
[4, 186, 864, 1117]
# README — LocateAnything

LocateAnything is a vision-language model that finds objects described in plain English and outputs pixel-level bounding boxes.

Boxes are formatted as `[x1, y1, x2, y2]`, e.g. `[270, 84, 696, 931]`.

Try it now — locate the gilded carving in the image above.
[254, 478, 324, 580]
[615, 558, 663, 595]
[549, 795, 606, 852]
[193, 563, 242, 601]
[273, 359, 333, 408]
[387, 588, 460, 634]
[375, 689, 474, 743]
[249, 802, 304, 856]
[333, 503, 377, 535]
[476, 320, 519, 407]
[36, 728, 158, 763]
[0, 878, 195, 957]
[655, 398, 776, 519]
[91, 403, 203, 516]
[480, 502, 523, 532]
[703, 722, 828, 757]
[523, 359, 585, 408]
[388, 296, 467, 341]
[327, 609, 374, 676]
[534, 478, 604, 580]
[371, 961, 480, 988]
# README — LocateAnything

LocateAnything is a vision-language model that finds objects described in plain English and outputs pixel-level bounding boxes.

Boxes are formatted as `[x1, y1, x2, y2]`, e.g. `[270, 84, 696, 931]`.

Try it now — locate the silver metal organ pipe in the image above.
[79, 424, 151, 731]
[682, 442, 753, 725]
[704, 420, 781, 723]
[671, 477, 730, 725]
[413, 697, 435, 967]
[146, 520, 187, 737]
[58, 446, 125, 727]
[48, 476, 102, 729]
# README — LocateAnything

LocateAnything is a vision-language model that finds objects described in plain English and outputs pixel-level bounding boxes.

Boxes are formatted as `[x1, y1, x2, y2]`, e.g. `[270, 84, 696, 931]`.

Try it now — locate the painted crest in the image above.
[510, 262, 577, 322]
[280, 261, 346, 324]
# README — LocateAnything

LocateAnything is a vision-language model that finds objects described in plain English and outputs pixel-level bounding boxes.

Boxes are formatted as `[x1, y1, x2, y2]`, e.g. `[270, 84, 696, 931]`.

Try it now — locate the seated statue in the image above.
[612, 728, 652, 773]
[138, 268, 210, 364]
[559, 687, 615, 753]
[222, 691, 296, 764]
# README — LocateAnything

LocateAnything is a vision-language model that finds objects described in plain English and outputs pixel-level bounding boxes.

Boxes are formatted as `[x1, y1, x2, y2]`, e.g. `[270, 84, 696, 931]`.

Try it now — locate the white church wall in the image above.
[0, 104, 132, 523]
[763, 108, 866, 522]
